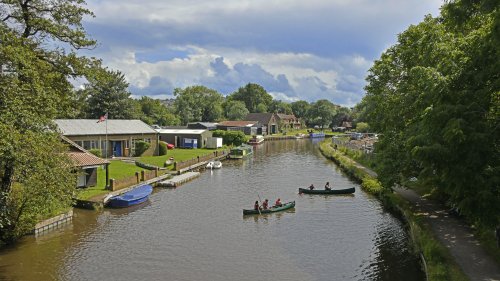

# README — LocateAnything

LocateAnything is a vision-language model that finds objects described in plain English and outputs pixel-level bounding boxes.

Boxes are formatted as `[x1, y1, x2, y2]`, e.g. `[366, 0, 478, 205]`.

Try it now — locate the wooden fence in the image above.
[108, 169, 163, 191]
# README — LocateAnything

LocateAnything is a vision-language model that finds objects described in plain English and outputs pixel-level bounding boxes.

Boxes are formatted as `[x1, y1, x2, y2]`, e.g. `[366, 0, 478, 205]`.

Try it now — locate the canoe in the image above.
[299, 187, 355, 195]
[108, 184, 153, 208]
[243, 201, 295, 215]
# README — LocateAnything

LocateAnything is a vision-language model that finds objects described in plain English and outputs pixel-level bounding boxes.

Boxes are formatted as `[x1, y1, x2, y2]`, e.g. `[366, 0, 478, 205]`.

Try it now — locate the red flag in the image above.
[97, 113, 108, 123]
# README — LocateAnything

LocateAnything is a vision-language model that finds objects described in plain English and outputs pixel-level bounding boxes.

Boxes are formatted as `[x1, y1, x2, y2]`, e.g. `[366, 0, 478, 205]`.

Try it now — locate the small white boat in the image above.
[212, 160, 222, 169]
[206, 160, 222, 169]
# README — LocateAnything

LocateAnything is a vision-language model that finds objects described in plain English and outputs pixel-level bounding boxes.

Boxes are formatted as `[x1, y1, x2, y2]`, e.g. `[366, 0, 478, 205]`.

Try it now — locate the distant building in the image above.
[156, 128, 212, 148]
[62, 136, 109, 188]
[244, 113, 279, 135]
[341, 121, 353, 131]
[276, 113, 301, 130]
[55, 119, 159, 157]
[216, 120, 265, 135]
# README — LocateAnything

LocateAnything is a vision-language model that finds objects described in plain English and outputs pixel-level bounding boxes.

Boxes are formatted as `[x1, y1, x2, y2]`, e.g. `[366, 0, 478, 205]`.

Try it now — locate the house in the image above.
[156, 128, 212, 148]
[54, 119, 159, 157]
[244, 113, 279, 135]
[341, 121, 353, 131]
[62, 136, 110, 188]
[187, 122, 219, 131]
[276, 114, 301, 130]
[216, 120, 265, 135]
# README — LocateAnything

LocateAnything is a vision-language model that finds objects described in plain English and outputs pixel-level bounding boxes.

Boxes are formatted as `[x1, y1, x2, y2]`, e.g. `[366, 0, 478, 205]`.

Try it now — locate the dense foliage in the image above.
[212, 130, 246, 146]
[361, 0, 499, 228]
[0, 0, 98, 243]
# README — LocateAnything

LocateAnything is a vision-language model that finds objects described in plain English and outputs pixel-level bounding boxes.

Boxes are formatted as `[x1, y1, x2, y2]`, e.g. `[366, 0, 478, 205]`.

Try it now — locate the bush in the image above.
[212, 130, 246, 146]
[88, 149, 102, 157]
[159, 141, 167, 156]
[134, 141, 151, 156]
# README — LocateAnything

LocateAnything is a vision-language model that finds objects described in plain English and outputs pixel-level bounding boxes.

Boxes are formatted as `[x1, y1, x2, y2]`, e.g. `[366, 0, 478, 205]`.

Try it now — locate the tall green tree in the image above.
[173, 85, 223, 124]
[291, 100, 311, 119]
[0, 0, 99, 243]
[362, 0, 499, 228]
[306, 99, 337, 128]
[83, 69, 139, 119]
[135, 96, 180, 126]
[228, 83, 273, 113]
[223, 100, 249, 120]
[269, 100, 293, 114]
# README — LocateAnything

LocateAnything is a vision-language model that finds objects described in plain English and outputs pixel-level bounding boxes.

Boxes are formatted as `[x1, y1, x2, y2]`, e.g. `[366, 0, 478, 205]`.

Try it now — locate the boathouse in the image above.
[156, 128, 212, 148]
[55, 119, 159, 157]
[244, 113, 279, 135]
[216, 120, 265, 135]
[62, 136, 110, 188]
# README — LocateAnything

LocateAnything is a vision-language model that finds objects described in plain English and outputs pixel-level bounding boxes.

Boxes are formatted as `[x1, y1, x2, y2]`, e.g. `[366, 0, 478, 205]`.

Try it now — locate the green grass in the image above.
[76, 148, 227, 200]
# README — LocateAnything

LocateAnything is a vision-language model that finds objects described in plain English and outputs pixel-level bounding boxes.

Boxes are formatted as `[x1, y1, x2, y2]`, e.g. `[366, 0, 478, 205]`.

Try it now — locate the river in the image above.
[0, 139, 424, 281]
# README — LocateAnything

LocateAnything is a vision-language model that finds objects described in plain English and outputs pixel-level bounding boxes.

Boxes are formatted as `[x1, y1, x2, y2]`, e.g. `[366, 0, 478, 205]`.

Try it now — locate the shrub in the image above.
[159, 141, 167, 156]
[88, 149, 102, 157]
[134, 141, 151, 156]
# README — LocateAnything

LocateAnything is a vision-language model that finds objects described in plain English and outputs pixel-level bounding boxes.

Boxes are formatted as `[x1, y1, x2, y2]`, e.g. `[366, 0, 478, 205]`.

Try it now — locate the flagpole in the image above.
[105, 112, 108, 159]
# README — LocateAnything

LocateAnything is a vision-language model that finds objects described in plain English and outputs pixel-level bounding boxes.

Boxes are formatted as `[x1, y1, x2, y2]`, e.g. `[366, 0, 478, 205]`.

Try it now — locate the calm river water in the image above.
[0, 139, 424, 281]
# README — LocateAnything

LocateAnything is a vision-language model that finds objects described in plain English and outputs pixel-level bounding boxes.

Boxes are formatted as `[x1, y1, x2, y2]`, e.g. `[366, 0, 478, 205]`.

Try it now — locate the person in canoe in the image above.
[325, 181, 331, 190]
[254, 201, 260, 211]
[275, 198, 282, 207]
[309, 184, 315, 190]
[262, 199, 269, 210]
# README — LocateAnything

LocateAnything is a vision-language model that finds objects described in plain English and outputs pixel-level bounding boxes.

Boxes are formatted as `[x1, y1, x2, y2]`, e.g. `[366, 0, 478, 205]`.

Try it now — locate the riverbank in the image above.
[318, 140, 469, 281]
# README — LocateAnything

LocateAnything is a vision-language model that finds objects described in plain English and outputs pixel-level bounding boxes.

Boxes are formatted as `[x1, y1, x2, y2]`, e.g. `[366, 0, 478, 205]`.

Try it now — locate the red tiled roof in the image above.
[61, 136, 109, 167]
[218, 120, 258, 127]
[67, 151, 109, 167]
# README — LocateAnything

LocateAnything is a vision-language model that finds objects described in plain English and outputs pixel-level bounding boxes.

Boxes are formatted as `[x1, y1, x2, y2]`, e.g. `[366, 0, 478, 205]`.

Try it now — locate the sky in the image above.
[82, 0, 443, 107]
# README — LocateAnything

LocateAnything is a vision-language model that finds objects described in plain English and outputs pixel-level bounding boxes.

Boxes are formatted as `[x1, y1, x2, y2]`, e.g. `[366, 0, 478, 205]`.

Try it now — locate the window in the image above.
[144, 138, 151, 143]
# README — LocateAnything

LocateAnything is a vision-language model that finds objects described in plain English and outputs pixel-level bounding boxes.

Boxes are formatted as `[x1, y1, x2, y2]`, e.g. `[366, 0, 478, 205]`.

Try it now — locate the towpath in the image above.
[355, 162, 500, 281]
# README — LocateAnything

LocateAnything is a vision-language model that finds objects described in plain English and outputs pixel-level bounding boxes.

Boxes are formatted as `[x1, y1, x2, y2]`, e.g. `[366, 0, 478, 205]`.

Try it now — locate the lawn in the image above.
[76, 148, 226, 200]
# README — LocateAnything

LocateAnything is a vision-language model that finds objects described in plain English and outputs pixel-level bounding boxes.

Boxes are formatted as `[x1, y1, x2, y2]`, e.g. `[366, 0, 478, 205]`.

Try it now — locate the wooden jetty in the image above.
[157, 172, 200, 187]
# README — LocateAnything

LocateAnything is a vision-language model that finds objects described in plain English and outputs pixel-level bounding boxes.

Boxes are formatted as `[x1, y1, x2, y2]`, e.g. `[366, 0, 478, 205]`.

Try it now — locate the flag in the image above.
[97, 113, 108, 123]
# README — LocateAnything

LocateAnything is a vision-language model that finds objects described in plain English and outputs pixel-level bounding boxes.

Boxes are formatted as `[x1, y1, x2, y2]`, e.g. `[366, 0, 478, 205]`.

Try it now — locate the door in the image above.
[113, 141, 122, 157]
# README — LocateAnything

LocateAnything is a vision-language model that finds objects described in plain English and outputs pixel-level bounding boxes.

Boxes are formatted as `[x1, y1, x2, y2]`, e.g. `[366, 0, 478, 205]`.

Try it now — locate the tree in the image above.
[269, 100, 293, 114]
[306, 100, 337, 128]
[331, 107, 352, 127]
[228, 83, 273, 113]
[0, 0, 99, 243]
[291, 100, 311, 119]
[173, 85, 223, 124]
[224, 100, 249, 120]
[83, 69, 139, 119]
[136, 96, 179, 126]
[355, 122, 370, 133]
[362, 1, 499, 228]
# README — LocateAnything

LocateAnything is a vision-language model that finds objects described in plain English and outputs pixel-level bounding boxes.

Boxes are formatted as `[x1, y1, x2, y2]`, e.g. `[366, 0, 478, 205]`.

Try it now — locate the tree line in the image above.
[70, 72, 357, 129]
[358, 0, 499, 230]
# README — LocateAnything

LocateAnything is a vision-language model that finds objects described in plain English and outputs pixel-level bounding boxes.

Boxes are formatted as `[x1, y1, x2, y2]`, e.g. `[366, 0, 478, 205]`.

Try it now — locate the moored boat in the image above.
[309, 132, 325, 138]
[108, 184, 153, 208]
[229, 144, 253, 159]
[299, 187, 355, 195]
[206, 160, 222, 169]
[248, 135, 264, 145]
[243, 201, 295, 215]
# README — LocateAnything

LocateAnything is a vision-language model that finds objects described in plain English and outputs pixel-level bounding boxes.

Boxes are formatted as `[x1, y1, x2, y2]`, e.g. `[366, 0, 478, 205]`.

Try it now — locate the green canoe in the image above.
[243, 201, 295, 215]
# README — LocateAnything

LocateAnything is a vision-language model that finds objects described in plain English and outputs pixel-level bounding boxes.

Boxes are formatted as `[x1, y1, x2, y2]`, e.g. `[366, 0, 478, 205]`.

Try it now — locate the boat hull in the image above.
[108, 184, 153, 208]
[243, 201, 295, 215]
[299, 187, 355, 194]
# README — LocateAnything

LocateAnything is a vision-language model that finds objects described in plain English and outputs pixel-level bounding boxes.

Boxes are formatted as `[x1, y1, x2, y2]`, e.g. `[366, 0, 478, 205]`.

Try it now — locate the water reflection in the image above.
[0, 139, 423, 281]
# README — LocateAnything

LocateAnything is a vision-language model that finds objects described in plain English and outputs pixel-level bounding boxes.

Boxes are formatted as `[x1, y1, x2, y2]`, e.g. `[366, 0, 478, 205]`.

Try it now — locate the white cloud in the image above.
[82, 0, 443, 107]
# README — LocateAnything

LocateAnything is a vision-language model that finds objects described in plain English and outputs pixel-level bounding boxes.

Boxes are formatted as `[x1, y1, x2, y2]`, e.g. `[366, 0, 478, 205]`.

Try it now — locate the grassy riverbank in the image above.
[318, 140, 468, 281]
[76, 148, 226, 200]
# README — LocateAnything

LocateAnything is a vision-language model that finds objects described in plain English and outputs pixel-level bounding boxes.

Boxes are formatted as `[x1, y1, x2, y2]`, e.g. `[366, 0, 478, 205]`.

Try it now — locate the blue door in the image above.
[113, 141, 122, 157]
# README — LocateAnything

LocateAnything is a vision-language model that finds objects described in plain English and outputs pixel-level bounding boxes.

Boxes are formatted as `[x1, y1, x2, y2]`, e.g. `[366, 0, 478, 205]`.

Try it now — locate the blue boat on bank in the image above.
[108, 184, 153, 208]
